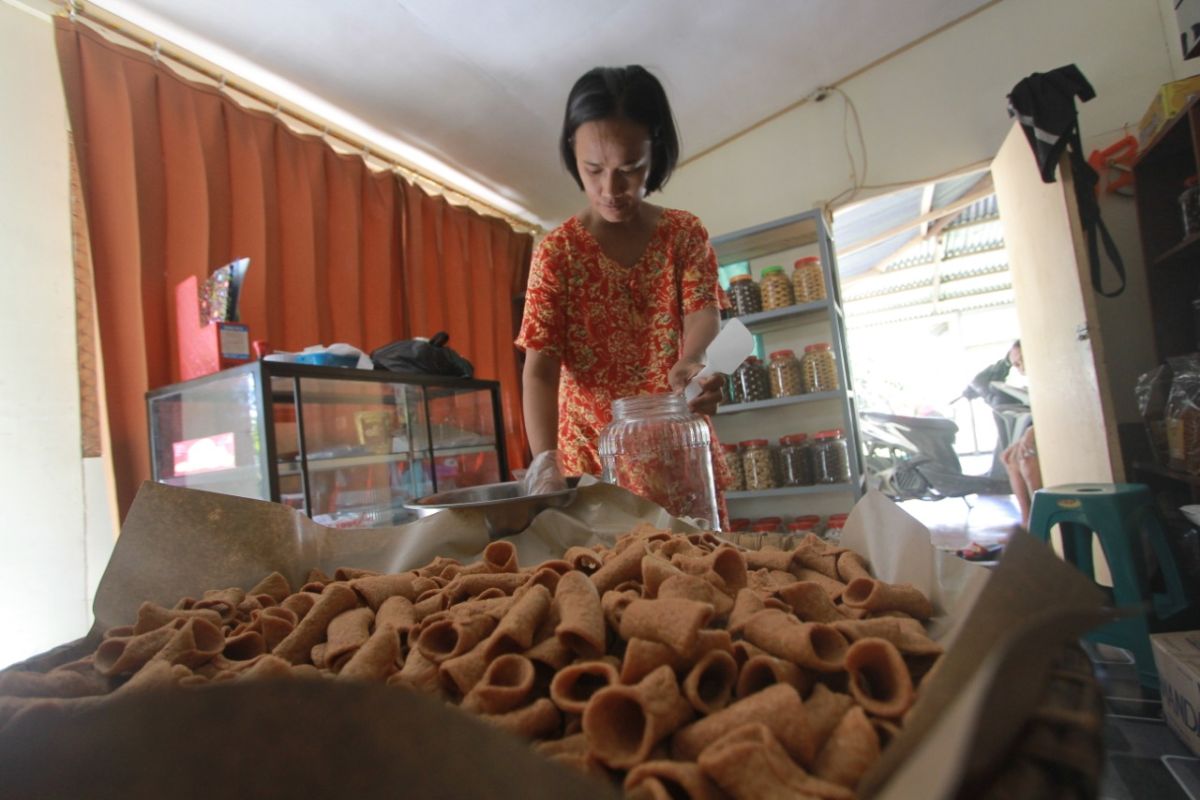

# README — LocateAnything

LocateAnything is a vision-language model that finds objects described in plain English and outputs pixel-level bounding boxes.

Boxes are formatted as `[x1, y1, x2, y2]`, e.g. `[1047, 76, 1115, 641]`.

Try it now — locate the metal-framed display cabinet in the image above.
[710, 208, 864, 524]
[146, 361, 509, 528]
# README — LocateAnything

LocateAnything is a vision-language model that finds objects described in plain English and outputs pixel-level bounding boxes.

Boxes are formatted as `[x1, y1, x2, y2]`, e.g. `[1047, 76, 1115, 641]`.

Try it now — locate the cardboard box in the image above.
[1152, 631, 1200, 757]
[1138, 75, 1200, 149]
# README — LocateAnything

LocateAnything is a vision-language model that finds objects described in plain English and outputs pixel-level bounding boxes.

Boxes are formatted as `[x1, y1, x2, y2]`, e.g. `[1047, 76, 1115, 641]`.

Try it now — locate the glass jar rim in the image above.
[610, 392, 693, 420]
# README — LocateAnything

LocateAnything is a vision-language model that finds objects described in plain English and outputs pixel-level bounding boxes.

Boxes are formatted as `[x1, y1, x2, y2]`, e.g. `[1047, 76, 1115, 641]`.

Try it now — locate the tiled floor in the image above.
[1088, 642, 1200, 799]
[889, 492, 1200, 797]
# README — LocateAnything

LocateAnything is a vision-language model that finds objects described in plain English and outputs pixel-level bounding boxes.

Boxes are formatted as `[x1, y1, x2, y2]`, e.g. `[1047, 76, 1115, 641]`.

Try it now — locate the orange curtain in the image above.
[55, 19, 532, 519]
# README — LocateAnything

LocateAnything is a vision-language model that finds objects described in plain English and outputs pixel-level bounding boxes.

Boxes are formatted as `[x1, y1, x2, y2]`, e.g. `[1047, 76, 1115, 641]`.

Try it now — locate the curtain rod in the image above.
[55, 1, 541, 236]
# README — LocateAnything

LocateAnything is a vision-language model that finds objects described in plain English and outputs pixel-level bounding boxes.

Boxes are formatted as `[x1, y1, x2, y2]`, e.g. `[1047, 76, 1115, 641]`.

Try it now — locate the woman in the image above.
[516, 65, 728, 505]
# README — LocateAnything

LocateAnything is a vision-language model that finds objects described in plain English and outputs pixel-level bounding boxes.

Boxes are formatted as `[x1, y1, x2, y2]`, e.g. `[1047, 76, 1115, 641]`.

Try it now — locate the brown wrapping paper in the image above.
[7, 480, 1109, 799]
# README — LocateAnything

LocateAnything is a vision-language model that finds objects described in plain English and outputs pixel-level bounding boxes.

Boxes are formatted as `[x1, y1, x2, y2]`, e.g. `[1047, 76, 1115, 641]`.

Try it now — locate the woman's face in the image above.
[573, 117, 652, 224]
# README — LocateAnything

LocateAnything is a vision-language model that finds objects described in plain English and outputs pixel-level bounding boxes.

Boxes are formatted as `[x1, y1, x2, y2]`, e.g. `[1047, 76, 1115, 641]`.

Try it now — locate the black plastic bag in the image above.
[370, 332, 474, 378]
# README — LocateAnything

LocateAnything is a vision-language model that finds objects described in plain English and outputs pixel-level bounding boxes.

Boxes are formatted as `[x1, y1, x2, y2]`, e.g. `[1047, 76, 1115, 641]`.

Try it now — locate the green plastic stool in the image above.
[1028, 483, 1189, 689]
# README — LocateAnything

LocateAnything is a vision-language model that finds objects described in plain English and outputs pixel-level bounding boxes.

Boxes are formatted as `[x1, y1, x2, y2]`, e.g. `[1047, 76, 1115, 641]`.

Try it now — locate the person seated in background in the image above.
[994, 342, 1041, 527]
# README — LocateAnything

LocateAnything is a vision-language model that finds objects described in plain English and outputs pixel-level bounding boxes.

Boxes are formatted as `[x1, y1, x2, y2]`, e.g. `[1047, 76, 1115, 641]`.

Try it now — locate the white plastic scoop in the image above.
[683, 318, 755, 402]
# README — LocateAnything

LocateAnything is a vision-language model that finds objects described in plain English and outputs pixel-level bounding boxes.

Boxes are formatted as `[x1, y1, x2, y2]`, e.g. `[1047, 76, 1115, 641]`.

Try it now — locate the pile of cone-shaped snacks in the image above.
[0, 527, 942, 799]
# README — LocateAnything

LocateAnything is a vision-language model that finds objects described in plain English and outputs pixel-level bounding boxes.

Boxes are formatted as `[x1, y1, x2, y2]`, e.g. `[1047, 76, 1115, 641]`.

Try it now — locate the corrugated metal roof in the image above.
[832, 168, 991, 279]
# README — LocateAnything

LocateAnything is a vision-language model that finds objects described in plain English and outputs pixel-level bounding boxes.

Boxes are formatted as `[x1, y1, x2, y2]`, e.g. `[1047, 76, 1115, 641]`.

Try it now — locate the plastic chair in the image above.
[1027, 483, 1190, 689]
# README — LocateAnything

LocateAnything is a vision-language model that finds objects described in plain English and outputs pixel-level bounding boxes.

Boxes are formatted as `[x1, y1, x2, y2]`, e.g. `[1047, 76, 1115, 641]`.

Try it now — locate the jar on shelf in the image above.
[792, 256, 826, 303]
[802, 343, 840, 393]
[768, 349, 805, 398]
[729, 518, 752, 533]
[727, 273, 763, 317]
[598, 393, 720, 528]
[787, 518, 817, 536]
[740, 438, 778, 491]
[732, 357, 771, 404]
[793, 514, 822, 534]
[752, 516, 784, 533]
[778, 433, 814, 486]
[760, 265, 795, 310]
[722, 443, 746, 492]
[1181, 176, 1200, 237]
[824, 515, 847, 544]
[812, 429, 852, 484]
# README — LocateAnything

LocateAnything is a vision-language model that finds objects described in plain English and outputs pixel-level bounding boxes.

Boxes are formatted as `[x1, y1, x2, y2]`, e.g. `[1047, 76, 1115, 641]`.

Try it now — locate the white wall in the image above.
[0, 0, 115, 668]
[662, 0, 1183, 429]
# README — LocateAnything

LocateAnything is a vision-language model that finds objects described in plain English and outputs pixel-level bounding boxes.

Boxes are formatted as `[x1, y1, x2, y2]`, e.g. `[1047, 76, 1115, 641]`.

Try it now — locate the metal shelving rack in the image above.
[710, 209, 864, 514]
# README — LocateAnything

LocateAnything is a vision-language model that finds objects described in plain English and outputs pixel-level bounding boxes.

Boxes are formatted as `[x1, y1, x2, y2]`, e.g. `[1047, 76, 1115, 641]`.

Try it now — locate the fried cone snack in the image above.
[843, 637, 915, 719]
[583, 665, 694, 769]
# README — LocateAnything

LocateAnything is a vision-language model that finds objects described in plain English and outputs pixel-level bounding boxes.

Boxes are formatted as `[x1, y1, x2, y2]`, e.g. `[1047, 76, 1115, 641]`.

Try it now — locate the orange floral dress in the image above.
[516, 209, 731, 517]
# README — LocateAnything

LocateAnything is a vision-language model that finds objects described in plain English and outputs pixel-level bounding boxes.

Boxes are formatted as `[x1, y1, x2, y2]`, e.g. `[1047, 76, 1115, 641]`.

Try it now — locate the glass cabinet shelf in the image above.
[147, 361, 509, 529]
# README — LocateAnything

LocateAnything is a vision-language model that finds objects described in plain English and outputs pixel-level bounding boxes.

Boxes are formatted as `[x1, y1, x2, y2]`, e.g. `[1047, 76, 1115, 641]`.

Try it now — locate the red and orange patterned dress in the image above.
[516, 208, 731, 512]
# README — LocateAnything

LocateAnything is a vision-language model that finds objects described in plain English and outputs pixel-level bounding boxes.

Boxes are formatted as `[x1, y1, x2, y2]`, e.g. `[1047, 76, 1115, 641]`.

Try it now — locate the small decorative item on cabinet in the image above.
[740, 438, 778, 490]
[812, 429, 852, 484]
[722, 443, 746, 491]
[801, 343, 840, 393]
[727, 273, 763, 317]
[778, 433, 814, 486]
[768, 350, 805, 398]
[760, 265, 794, 310]
[732, 357, 771, 404]
[792, 256, 826, 303]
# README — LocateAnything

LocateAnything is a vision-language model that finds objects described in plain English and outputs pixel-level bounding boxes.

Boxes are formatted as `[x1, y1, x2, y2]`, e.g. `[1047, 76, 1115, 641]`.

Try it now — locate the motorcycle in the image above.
[859, 382, 1030, 502]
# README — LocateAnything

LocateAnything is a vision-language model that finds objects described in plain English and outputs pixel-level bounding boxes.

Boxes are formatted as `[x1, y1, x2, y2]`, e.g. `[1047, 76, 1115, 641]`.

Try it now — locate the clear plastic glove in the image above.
[521, 449, 568, 495]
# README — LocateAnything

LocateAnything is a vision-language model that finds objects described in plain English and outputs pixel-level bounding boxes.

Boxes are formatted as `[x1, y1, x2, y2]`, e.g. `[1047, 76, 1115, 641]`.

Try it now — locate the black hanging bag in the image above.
[1007, 64, 1126, 298]
[370, 332, 474, 378]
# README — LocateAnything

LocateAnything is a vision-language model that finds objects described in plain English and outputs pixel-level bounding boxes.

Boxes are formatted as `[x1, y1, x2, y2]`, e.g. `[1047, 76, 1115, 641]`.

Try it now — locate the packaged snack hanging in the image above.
[598, 393, 720, 528]
[760, 266, 794, 310]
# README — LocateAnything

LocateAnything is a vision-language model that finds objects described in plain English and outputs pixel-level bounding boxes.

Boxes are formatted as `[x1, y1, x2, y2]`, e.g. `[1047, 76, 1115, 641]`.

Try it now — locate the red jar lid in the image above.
[742, 355, 762, 365]
[804, 342, 832, 353]
[794, 256, 820, 267]
[757, 516, 783, 524]
[795, 514, 820, 523]
[779, 433, 808, 446]
[730, 273, 755, 283]
[751, 521, 780, 532]
[788, 520, 817, 532]
[829, 512, 849, 521]
[740, 439, 770, 448]
[722, 443, 739, 453]
[730, 518, 752, 531]
[826, 518, 846, 529]
[814, 429, 844, 440]
[769, 349, 795, 360]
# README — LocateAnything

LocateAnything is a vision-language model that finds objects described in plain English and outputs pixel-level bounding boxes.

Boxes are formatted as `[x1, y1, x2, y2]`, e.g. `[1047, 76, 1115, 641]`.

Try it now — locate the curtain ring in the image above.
[218, 74, 228, 91]
[152, 42, 162, 63]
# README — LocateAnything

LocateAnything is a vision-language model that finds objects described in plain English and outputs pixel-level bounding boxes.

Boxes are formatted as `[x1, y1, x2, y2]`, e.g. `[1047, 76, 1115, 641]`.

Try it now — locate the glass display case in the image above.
[147, 361, 508, 528]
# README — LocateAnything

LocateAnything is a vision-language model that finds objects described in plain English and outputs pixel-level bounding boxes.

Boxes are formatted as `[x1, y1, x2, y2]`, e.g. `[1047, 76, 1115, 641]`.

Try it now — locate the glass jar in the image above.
[787, 519, 817, 536]
[791, 514, 821, 535]
[729, 518, 752, 533]
[778, 433, 813, 486]
[823, 516, 846, 544]
[768, 349, 805, 398]
[812, 429, 851, 484]
[1181, 176, 1200, 237]
[727, 274, 763, 317]
[752, 516, 784, 533]
[599, 393, 720, 528]
[722, 443, 746, 492]
[732, 357, 771, 404]
[792, 256, 826, 303]
[760, 266, 794, 310]
[740, 438, 778, 491]
[802, 343, 840, 393]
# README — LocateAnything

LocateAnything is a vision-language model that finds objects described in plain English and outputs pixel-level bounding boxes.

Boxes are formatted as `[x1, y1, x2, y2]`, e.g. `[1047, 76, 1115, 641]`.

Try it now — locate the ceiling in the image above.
[89, 0, 996, 229]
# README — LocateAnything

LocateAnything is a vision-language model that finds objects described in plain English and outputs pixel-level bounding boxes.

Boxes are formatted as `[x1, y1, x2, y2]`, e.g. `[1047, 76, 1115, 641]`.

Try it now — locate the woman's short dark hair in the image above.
[559, 65, 680, 194]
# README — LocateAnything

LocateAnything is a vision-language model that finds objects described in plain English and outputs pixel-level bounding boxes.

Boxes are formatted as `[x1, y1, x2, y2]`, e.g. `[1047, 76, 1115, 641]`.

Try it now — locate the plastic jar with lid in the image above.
[823, 516, 846, 544]
[760, 266, 795, 310]
[812, 429, 851, 484]
[792, 256, 827, 303]
[778, 433, 814, 486]
[802, 343, 840, 393]
[740, 439, 778, 491]
[752, 516, 784, 533]
[722, 443, 746, 492]
[767, 349, 805, 398]
[732, 357, 771, 404]
[598, 393, 720, 528]
[727, 274, 763, 317]
[1182, 176, 1200, 237]
[729, 517, 752, 533]
[787, 518, 817, 535]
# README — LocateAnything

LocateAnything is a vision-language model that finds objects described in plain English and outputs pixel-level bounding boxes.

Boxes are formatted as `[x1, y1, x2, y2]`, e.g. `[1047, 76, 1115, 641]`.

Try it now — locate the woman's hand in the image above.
[668, 357, 723, 416]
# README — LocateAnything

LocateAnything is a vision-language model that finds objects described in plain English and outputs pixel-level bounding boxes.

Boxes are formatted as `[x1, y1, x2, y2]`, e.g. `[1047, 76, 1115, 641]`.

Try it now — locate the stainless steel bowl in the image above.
[404, 478, 578, 538]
